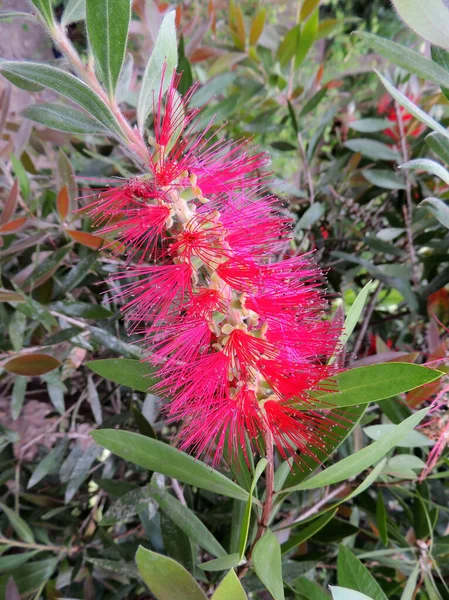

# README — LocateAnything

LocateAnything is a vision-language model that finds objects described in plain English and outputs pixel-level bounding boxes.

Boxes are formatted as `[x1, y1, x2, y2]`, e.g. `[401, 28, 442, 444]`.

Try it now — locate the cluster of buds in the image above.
[86, 72, 341, 464]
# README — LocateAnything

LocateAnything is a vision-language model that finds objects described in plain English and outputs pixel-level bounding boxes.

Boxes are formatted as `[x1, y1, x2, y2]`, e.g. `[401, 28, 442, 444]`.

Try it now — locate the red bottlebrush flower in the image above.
[90, 68, 343, 467]
[377, 92, 426, 141]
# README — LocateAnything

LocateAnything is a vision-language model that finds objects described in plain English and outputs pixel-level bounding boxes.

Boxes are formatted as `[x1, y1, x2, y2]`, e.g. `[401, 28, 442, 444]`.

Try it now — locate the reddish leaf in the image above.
[0, 289, 25, 302]
[427, 288, 449, 324]
[66, 229, 104, 250]
[0, 180, 19, 225]
[0, 217, 28, 234]
[4, 354, 61, 376]
[57, 185, 70, 221]
[208, 0, 216, 35]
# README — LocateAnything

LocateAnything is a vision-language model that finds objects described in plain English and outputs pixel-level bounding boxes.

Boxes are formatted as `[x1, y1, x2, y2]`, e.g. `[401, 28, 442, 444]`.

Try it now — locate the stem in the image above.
[351, 281, 384, 362]
[0, 536, 71, 554]
[51, 25, 150, 166]
[298, 132, 315, 205]
[395, 101, 419, 289]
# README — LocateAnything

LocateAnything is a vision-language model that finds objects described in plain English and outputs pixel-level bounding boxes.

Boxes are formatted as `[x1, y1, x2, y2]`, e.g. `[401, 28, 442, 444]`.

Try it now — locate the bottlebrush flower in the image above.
[86, 70, 343, 465]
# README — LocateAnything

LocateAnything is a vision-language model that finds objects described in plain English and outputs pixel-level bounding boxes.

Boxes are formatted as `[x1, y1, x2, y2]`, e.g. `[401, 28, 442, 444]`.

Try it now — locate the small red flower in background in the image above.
[377, 93, 426, 142]
[85, 72, 342, 465]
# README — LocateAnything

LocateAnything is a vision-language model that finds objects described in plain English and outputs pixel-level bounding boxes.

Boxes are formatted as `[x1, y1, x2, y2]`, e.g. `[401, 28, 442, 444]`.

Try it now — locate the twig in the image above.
[298, 132, 315, 205]
[171, 479, 187, 506]
[395, 102, 419, 289]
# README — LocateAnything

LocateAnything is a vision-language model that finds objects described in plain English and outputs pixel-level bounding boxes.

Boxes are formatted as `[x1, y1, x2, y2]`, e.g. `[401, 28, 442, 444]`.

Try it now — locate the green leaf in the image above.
[22, 103, 108, 134]
[10, 154, 29, 200]
[349, 118, 391, 133]
[211, 570, 248, 600]
[426, 131, 449, 163]
[314, 363, 442, 409]
[281, 509, 337, 554]
[86, 0, 131, 99]
[30, 0, 55, 28]
[100, 485, 157, 526]
[239, 458, 267, 558]
[252, 529, 285, 600]
[357, 31, 449, 89]
[419, 197, 449, 228]
[9, 310, 26, 352]
[0, 502, 35, 544]
[92, 430, 249, 501]
[400, 563, 420, 600]
[363, 169, 407, 190]
[136, 546, 208, 600]
[137, 10, 178, 133]
[376, 491, 388, 546]
[337, 545, 388, 600]
[392, 0, 449, 50]
[27, 438, 68, 489]
[199, 554, 241, 572]
[149, 484, 227, 558]
[277, 24, 301, 67]
[401, 158, 449, 185]
[363, 424, 434, 447]
[50, 301, 113, 319]
[0, 559, 58, 598]
[295, 7, 318, 67]
[283, 408, 428, 492]
[376, 71, 449, 140]
[339, 281, 373, 349]
[11, 376, 27, 420]
[87, 358, 157, 392]
[64, 444, 101, 503]
[61, 0, 85, 25]
[0, 12, 36, 21]
[61, 251, 98, 293]
[0, 550, 40, 571]
[294, 577, 330, 599]
[345, 139, 400, 161]
[331, 588, 374, 600]
[0, 62, 124, 139]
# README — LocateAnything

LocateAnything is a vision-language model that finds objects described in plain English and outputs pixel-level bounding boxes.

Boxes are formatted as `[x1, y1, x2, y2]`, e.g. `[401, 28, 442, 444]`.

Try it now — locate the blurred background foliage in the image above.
[1, 0, 449, 598]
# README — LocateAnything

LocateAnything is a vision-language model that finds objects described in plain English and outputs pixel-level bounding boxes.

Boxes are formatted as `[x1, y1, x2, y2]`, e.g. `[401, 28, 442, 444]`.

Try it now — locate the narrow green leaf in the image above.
[0, 502, 35, 544]
[401, 158, 449, 185]
[331, 588, 374, 600]
[363, 169, 407, 190]
[11, 376, 27, 420]
[349, 118, 391, 133]
[136, 546, 208, 600]
[295, 7, 318, 67]
[87, 358, 157, 392]
[137, 10, 178, 133]
[100, 485, 157, 526]
[149, 484, 227, 558]
[400, 563, 420, 600]
[30, 0, 55, 28]
[0, 12, 36, 21]
[337, 545, 388, 600]
[392, 0, 449, 50]
[376, 72, 449, 140]
[252, 530, 285, 600]
[61, 251, 98, 293]
[0, 550, 40, 571]
[10, 154, 29, 200]
[86, 0, 131, 98]
[357, 31, 449, 89]
[277, 24, 301, 67]
[0, 559, 58, 598]
[314, 363, 442, 409]
[239, 458, 267, 558]
[23, 103, 108, 134]
[426, 131, 449, 163]
[199, 554, 241, 572]
[9, 310, 26, 351]
[294, 577, 330, 599]
[376, 491, 388, 546]
[419, 197, 449, 229]
[345, 139, 400, 161]
[211, 570, 248, 600]
[339, 281, 372, 348]
[92, 430, 249, 501]
[0, 62, 124, 138]
[363, 424, 433, 447]
[281, 509, 337, 554]
[61, 0, 86, 25]
[283, 408, 428, 492]
[27, 438, 68, 489]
